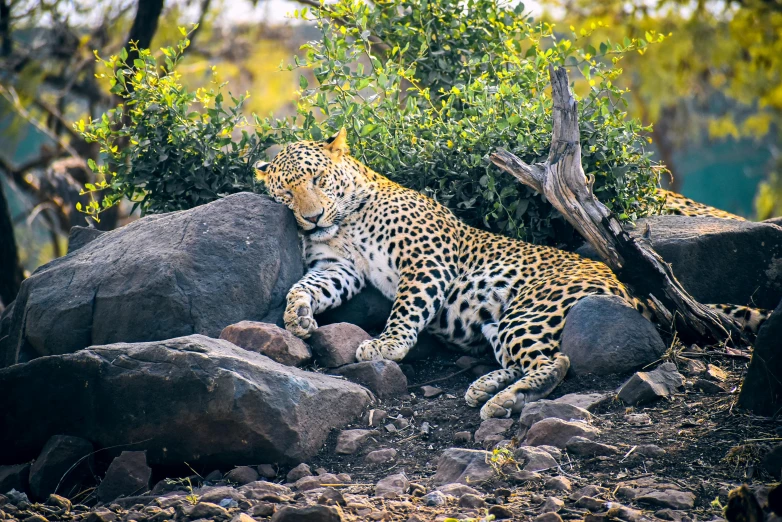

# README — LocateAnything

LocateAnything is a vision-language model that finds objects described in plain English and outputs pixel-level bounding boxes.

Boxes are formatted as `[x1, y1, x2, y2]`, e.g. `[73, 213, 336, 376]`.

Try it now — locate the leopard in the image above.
[657, 188, 745, 221]
[255, 129, 769, 419]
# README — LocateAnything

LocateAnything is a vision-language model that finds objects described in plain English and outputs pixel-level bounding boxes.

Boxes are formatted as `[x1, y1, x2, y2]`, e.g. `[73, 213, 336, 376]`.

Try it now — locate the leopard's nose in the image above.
[304, 210, 323, 224]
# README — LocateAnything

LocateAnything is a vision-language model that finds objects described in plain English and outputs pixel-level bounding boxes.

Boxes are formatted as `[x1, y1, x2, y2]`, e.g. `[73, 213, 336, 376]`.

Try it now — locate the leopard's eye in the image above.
[312, 174, 322, 186]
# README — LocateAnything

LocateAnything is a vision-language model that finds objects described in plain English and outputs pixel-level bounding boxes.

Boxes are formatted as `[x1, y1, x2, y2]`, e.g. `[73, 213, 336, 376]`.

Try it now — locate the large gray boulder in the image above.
[576, 216, 782, 309]
[1, 193, 302, 367]
[560, 295, 666, 376]
[0, 335, 373, 466]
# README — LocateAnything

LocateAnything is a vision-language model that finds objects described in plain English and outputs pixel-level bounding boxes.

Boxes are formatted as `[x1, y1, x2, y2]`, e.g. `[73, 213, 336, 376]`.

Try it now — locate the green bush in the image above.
[79, 1, 667, 244]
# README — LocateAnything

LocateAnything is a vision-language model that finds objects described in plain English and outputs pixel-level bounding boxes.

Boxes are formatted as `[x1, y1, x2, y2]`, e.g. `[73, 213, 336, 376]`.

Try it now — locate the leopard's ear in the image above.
[324, 128, 349, 160]
[254, 160, 270, 182]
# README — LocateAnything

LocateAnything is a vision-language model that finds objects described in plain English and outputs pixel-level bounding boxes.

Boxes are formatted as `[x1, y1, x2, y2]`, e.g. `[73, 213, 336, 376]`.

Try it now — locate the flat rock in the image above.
[183, 502, 229, 519]
[271, 504, 343, 522]
[542, 496, 565, 513]
[286, 463, 313, 483]
[545, 476, 572, 492]
[514, 447, 558, 472]
[637, 489, 696, 510]
[561, 295, 666, 376]
[365, 449, 397, 465]
[375, 473, 409, 498]
[618, 363, 685, 405]
[331, 360, 407, 398]
[0, 335, 373, 465]
[694, 378, 726, 394]
[566, 436, 619, 457]
[576, 215, 782, 309]
[553, 393, 611, 412]
[474, 418, 514, 443]
[421, 385, 443, 398]
[223, 466, 259, 485]
[293, 473, 341, 491]
[308, 323, 370, 367]
[1, 193, 302, 368]
[335, 429, 378, 455]
[238, 481, 293, 500]
[519, 400, 592, 437]
[96, 451, 152, 503]
[432, 449, 494, 485]
[524, 418, 600, 448]
[28, 435, 93, 501]
[220, 321, 311, 367]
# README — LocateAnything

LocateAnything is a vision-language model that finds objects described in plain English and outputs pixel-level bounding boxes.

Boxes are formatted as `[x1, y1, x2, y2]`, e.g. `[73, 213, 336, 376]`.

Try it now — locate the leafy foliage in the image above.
[80, 2, 667, 244]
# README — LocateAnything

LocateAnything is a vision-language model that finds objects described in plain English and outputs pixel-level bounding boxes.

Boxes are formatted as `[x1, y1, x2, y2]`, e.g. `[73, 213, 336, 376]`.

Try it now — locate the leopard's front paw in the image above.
[479, 389, 527, 420]
[284, 296, 318, 339]
[356, 338, 408, 362]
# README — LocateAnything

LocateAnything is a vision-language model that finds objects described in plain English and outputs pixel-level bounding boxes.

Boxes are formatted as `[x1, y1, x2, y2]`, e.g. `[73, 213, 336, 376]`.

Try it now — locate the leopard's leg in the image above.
[285, 260, 365, 339]
[356, 262, 453, 362]
[708, 304, 771, 335]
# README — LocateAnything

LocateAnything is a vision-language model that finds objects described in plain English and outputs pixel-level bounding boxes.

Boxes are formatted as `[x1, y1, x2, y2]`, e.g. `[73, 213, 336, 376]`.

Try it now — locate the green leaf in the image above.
[299, 75, 309, 89]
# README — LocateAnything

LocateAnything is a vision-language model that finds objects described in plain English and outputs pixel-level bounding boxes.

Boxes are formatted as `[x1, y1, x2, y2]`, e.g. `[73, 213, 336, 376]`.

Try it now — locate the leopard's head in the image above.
[255, 129, 367, 241]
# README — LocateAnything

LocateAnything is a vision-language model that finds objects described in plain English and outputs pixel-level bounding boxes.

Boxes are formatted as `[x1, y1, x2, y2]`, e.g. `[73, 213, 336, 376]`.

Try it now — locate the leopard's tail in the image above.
[709, 304, 772, 335]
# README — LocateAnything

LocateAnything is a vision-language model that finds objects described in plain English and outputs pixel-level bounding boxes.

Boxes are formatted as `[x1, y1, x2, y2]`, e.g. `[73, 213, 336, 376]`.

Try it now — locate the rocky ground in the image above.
[2, 343, 780, 522]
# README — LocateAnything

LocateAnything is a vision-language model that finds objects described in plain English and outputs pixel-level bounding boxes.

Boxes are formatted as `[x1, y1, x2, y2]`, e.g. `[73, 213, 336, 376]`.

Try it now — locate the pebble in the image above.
[535, 513, 564, 522]
[636, 444, 666, 458]
[286, 463, 313, 483]
[695, 378, 726, 394]
[542, 496, 565, 513]
[423, 491, 448, 506]
[231, 514, 255, 522]
[474, 418, 514, 443]
[183, 501, 229, 519]
[524, 418, 600, 448]
[335, 429, 378, 455]
[625, 413, 652, 425]
[454, 431, 472, 443]
[566, 436, 620, 457]
[224, 465, 259, 485]
[364, 409, 389, 427]
[375, 473, 409, 498]
[270, 505, 342, 522]
[617, 362, 685, 405]
[258, 464, 277, 479]
[436, 483, 482, 497]
[637, 489, 696, 510]
[545, 476, 572, 492]
[458, 493, 486, 508]
[705, 364, 728, 382]
[576, 495, 606, 511]
[317, 487, 346, 506]
[488, 505, 514, 519]
[365, 449, 397, 465]
[421, 385, 444, 398]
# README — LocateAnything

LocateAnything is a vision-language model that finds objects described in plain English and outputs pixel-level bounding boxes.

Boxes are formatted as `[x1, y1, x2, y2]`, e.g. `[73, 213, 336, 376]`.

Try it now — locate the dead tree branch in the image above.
[489, 65, 745, 345]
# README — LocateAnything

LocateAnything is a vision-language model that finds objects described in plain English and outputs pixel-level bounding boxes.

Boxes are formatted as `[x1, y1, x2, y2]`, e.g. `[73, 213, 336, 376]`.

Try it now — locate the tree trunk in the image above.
[737, 301, 781, 417]
[489, 65, 745, 345]
[125, 0, 165, 65]
[0, 179, 24, 307]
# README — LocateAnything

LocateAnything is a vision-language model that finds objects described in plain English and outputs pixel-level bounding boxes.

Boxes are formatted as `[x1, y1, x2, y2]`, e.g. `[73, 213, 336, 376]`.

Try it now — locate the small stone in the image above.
[683, 359, 707, 375]
[336, 473, 351, 483]
[474, 418, 514, 443]
[488, 505, 514, 520]
[83, 509, 117, 522]
[183, 501, 229, 519]
[231, 514, 255, 522]
[399, 407, 415, 417]
[482, 434, 505, 449]
[436, 483, 482, 497]
[224, 466, 259, 485]
[331, 360, 408, 397]
[239, 480, 293, 499]
[514, 447, 558, 472]
[258, 464, 277, 479]
[624, 413, 652, 425]
[455, 356, 480, 369]
[542, 496, 565, 513]
[96, 451, 152, 503]
[637, 490, 696, 510]
[368, 510, 388, 521]
[385, 423, 397, 433]
[365, 449, 397, 465]
[318, 487, 346, 506]
[335, 429, 378, 455]
[636, 444, 666, 458]
[570, 485, 607, 501]
[45, 494, 71, 513]
[617, 362, 685, 405]
[293, 473, 340, 491]
[271, 505, 342, 522]
[392, 416, 410, 429]
[519, 400, 592, 437]
[576, 496, 606, 511]
[508, 470, 543, 483]
[423, 491, 448, 506]
[419, 385, 442, 398]
[695, 378, 726, 394]
[524, 418, 600, 448]
[496, 488, 512, 498]
[459, 494, 486, 508]
[286, 463, 313, 483]
[454, 431, 472, 443]
[705, 364, 728, 382]
[363, 409, 389, 427]
[204, 469, 223, 482]
[545, 476, 572, 492]
[615, 487, 639, 500]
[308, 323, 371, 367]
[252, 503, 276, 517]
[199, 485, 245, 504]
[23, 515, 48, 522]
[655, 509, 684, 521]
[219, 321, 311, 366]
[553, 393, 611, 412]
[535, 513, 564, 522]
[432, 449, 493, 485]
[566, 436, 619, 457]
[375, 473, 409, 498]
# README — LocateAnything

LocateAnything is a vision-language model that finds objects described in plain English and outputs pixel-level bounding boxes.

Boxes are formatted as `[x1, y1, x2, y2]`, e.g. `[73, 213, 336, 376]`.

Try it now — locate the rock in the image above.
[238, 481, 293, 500]
[286, 463, 313, 483]
[224, 466, 259, 485]
[0, 335, 372, 465]
[363, 408, 389, 427]
[293, 474, 340, 491]
[625, 413, 652, 425]
[1, 193, 302, 368]
[576, 496, 606, 511]
[198, 486, 244, 504]
[459, 493, 486, 508]
[695, 378, 726, 394]
[432, 449, 494, 485]
[542, 496, 565, 513]
[0, 464, 30, 495]
[637, 490, 696, 510]
[318, 487, 346, 506]
[423, 491, 448, 506]
[436, 483, 482, 497]
[535, 513, 564, 522]
[219, 321, 311, 367]
[454, 431, 472, 443]
[204, 470, 222, 482]
[183, 502, 229, 519]
[518, 400, 592, 437]
[524, 418, 600, 448]
[636, 444, 666, 458]
[488, 505, 514, 520]
[553, 393, 611, 412]
[308, 323, 370, 367]
[28, 435, 93, 501]
[514, 447, 558, 472]
[258, 464, 277, 479]
[335, 429, 378, 455]
[617, 363, 685, 405]
[455, 356, 480, 370]
[561, 295, 666, 376]
[683, 359, 707, 375]
[739, 299, 782, 416]
[566, 436, 619, 457]
[96, 451, 151, 503]
[570, 485, 607, 501]
[67, 226, 105, 253]
[576, 215, 782, 309]
[316, 286, 392, 332]
[763, 444, 782, 479]
[365, 449, 397, 465]
[421, 385, 443, 398]
[545, 476, 572, 492]
[375, 473, 409, 498]
[474, 419, 514, 443]
[331, 360, 407, 398]
[252, 503, 276, 517]
[231, 514, 255, 522]
[705, 364, 728, 382]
